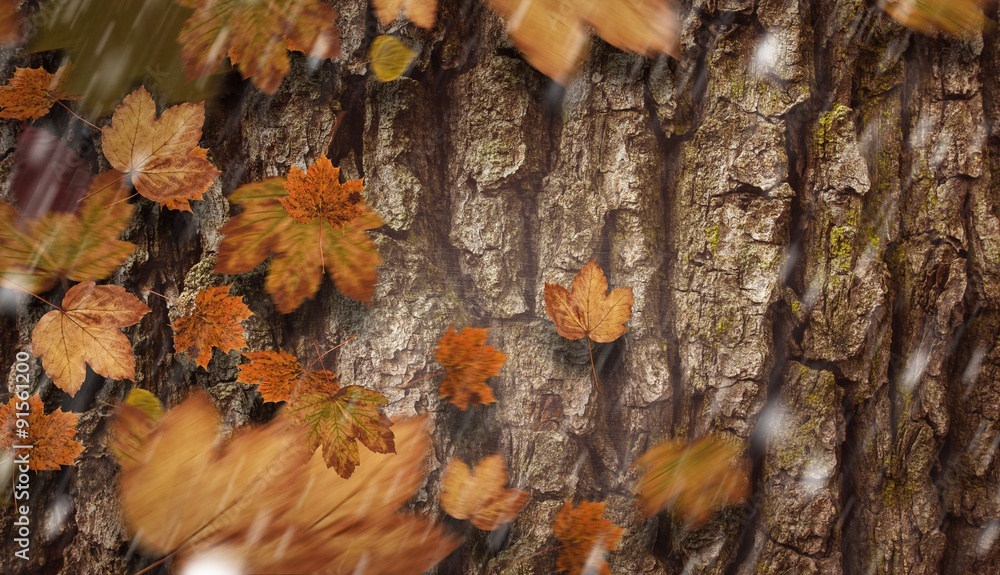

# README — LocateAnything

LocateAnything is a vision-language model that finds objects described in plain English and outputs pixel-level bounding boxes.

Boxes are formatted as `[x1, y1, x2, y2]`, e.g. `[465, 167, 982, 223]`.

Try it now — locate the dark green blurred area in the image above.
[30, 0, 225, 116]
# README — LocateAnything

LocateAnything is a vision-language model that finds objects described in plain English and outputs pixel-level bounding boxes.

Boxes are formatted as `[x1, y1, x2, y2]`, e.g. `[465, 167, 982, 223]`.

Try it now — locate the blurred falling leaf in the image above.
[31, 282, 151, 396]
[435, 325, 507, 410]
[172, 285, 253, 368]
[0, 65, 77, 121]
[551, 500, 624, 575]
[881, 0, 988, 36]
[372, 0, 437, 29]
[0, 0, 22, 45]
[178, 0, 341, 94]
[238, 349, 395, 478]
[107, 388, 163, 470]
[369, 35, 417, 82]
[440, 454, 527, 530]
[30, 0, 220, 115]
[0, 170, 136, 294]
[116, 393, 459, 573]
[635, 434, 750, 526]
[0, 394, 83, 470]
[487, 0, 679, 84]
[215, 158, 384, 312]
[9, 127, 93, 218]
[102, 86, 220, 212]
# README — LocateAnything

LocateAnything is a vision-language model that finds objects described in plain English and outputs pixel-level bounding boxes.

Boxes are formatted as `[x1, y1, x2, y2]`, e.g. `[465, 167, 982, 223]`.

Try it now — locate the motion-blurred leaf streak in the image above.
[881, 0, 989, 37]
[435, 325, 507, 410]
[551, 500, 624, 575]
[372, 0, 438, 29]
[369, 35, 417, 82]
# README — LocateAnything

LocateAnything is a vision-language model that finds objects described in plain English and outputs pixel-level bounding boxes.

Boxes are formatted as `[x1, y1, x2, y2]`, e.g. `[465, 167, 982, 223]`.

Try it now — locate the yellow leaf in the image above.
[369, 35, 417, 82]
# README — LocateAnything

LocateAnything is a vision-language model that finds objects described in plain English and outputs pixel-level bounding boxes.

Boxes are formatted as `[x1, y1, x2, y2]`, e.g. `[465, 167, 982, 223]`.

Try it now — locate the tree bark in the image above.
[2, 0, 1000, 574]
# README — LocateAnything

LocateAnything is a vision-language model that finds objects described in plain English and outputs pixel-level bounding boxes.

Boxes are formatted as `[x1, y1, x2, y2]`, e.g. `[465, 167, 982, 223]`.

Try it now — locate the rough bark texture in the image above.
[2, 0, 1000, 574]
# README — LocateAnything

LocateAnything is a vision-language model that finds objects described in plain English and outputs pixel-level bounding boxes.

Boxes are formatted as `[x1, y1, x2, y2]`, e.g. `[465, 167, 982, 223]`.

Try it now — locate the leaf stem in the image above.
[586, 338, 601, 394]
[0, 277, 61, 310]
[54, 100, 100, 131]
[134, 552, 175, 575]
[144, 288, 182, 307]
[306, 334, 358, 369]
[78, 172, 128, 203]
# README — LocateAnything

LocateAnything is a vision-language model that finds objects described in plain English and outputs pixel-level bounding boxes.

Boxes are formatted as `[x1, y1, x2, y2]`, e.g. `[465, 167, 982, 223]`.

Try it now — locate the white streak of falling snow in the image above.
[977, 519, 1000, 556]
[181, 548, 245, 575]
[44, 495, 72, 539]
[754, 34, 779, 73]
[899, 343, 931, 393]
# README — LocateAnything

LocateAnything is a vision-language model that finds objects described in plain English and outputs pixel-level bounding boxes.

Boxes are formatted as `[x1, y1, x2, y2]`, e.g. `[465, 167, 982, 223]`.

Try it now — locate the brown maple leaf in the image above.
[101, 86, 220, 211]
[31, 282, 151, 396]
[882, 0, 988, 36]
[545, 260, 634, 343]
[172, 285, 253, 368]
[440, 454, 528, 530]
[487, 0, 679, 84]
[178, 0, 341, 94]
[280, 155, 364, 227]
[0, 65, 77, 121]
[238, 349, 340, 402]
[0, 170, 137, 294]
[373, 0, 437, 29]
[215, 170, 383, 312]
[435, 326, 507, 410]
[0, 393, 83, 470]
[635, 435, 750, 527]
[239, 349, 395, 478]
[116, 392, 458, 573]
[551, 500, 624, 575]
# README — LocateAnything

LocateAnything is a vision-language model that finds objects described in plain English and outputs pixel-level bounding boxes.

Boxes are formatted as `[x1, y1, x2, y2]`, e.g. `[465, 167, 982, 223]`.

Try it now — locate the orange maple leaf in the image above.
[372, 0, 437, 29]
[551, 500, 624, 575]
[31, 282, 151, 396]
[435, 325, 507, 410]
[178, 0, 341, 94]
[101, 86, 220, 211]
[238, 349, 395, 478]
[545, 261, 634, 344]
[486, 0, 679, 84]
[281, 155, 364, 227]
[238, 349, 340, 402]
[440, 454, 527, 530]
[107, 389, 163, 471]
[115, 392, 458, 573]
[0, 65, 77, 121]
[171, 285, 253, 368]
[635, 435, 750, 527]
[0, 170, 137, 294]
[0, 393, 83, 470]
[215, 162, 383, 312]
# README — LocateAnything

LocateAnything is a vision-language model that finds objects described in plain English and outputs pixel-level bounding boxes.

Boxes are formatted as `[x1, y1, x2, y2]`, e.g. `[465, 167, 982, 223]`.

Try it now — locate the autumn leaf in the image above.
[487, 0, 679, 84]
[31, 282, 150, 396]
[0, 171, 137, 294]
[281, 155, 364, 227]
[1, 0, 21, 45]
[369, 35, 418, 82]
[9, 127, 93, 218]
[101, 87, 219, 212]
[239, 349, 395, 478]
[882, 0, 988, 36]
[435, 325, 507, 410]
[440, 454, 527, 530]
[215, 159, 383, 312]
[107, 388, 163, 471]
[117, 392, 459, 573]
[172, 285, 253, 368]
[179, 0, 341, 94]
[0, 65, 77, 121]
[373, 0, 437, 29]
[0, 393, 83, 470]
[545, 260, 633, 343]
[635, 435, 750, 527]
[551, 500, 624, 575]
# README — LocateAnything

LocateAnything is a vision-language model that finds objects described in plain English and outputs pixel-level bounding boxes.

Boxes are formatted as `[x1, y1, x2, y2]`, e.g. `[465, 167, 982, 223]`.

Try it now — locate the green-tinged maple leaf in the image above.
[30, 0, 220, 115]
[289, 386, 395, 479]
[179, 0, 340, 94]
[215, 158, 383, 313]
[0, 171, 137, 294]
[238, 349, 394, 478]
